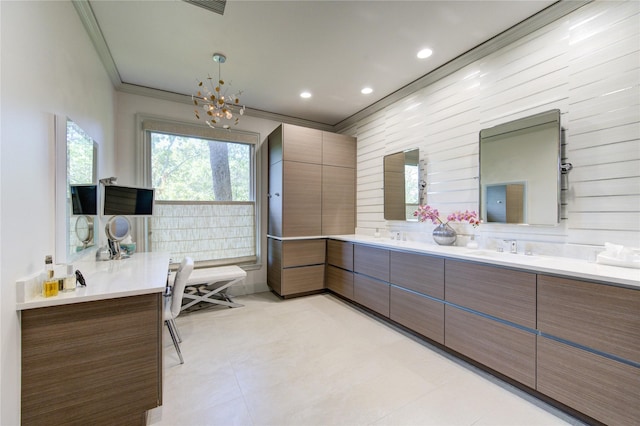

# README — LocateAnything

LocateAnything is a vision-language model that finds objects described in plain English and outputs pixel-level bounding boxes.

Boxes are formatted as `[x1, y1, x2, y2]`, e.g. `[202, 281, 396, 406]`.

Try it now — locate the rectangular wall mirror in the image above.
[384, 148, 420, 221]
[479, 109, 561, 226]
[55, 115, 98, 263]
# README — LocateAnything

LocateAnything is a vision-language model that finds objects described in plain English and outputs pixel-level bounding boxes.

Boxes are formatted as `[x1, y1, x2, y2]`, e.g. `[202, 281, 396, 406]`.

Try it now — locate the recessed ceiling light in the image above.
[361, 87, 373, 95]
[300, 91, 312, 99]
[417, 48, 433, 59]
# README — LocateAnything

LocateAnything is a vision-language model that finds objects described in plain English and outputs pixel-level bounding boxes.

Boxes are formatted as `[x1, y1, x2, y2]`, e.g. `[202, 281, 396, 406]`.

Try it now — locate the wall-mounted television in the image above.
[70, 184, 98, 216]
[103, 184, 155, 216]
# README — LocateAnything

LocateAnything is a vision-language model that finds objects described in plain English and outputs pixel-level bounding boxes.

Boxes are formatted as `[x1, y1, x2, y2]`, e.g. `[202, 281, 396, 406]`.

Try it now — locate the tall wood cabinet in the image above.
[267, 124, 356, 297]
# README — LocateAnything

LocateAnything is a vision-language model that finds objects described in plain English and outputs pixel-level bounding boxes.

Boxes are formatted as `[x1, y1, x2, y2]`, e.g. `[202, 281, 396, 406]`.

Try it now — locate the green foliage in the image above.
[67, 120, 94, 184]
[150, 132, 251, 201]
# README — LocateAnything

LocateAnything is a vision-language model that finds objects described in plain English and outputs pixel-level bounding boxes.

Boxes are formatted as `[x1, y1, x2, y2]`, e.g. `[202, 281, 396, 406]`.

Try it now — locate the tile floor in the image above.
[148, 292, 584, 426]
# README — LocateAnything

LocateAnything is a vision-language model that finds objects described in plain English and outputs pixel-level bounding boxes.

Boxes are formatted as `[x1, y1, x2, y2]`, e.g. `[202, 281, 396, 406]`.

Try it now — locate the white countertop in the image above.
[330, 235, 640, 289]
[17, 252, 171, 310]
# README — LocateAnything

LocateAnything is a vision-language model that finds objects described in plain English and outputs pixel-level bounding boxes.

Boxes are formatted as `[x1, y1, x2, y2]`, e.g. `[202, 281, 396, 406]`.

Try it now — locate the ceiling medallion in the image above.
[193, 53, 245, 129]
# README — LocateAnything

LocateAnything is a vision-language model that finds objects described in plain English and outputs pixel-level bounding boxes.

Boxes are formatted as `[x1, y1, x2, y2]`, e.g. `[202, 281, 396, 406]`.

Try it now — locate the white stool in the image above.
[179, 265, 247, 311]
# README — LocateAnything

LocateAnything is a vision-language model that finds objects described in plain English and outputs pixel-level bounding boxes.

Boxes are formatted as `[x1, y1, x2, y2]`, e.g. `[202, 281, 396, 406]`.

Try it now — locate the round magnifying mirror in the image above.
[105, 215, 131, 242]
[75, 215, 94, 247]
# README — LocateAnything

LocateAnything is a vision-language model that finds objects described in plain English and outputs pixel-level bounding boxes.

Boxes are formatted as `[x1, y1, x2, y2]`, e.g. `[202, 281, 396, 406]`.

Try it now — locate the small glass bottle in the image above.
[62, 264, 76, 292]
[42, 255, 59, 298]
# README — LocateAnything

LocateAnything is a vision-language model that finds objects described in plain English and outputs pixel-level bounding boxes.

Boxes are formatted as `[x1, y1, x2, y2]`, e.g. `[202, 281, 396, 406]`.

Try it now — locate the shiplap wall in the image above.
[344, 0, 639, 254]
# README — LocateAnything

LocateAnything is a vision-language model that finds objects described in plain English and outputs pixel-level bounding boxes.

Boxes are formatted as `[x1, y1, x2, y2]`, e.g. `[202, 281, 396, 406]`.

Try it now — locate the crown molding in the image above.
[72, 0, 122, 88]
[333, 0, 591, 133]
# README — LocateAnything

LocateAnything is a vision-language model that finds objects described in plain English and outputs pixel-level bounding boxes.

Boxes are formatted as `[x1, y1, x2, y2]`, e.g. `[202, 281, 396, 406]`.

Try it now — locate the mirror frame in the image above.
[383, 148, 421, 221]
[478, 109, 561, 226]
[55, 115, 98, 263]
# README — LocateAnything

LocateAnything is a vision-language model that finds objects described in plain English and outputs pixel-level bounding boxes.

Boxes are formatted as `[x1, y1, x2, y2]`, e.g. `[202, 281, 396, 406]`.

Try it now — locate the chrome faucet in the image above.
[504, 239, 517, 254]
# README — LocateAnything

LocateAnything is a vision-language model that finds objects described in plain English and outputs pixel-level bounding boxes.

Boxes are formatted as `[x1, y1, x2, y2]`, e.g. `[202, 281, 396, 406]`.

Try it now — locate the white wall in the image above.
[0, 2, 116, 424]
[115, 92, 280, 294]
[344, 0, 640, 258]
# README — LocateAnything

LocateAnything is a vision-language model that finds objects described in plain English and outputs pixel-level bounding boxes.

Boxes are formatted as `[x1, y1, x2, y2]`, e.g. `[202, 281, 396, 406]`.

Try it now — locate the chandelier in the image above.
[193, 53, 245, 129]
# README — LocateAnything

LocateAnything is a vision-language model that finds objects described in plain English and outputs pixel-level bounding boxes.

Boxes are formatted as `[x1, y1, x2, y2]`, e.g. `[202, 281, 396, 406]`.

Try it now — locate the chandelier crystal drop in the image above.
[193, 53, 245, 129]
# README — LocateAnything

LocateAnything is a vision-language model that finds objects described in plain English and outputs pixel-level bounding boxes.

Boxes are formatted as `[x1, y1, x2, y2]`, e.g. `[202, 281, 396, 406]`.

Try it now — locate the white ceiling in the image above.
[85, 0, 570, 128]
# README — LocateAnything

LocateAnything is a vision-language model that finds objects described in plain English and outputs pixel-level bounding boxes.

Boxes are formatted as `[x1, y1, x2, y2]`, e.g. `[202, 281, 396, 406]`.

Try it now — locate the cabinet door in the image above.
[282, 161, 322, 236]
[354, 274, 390, 317]
[445, 260, 536, 329]
[390, 286, 444, 344]
[354, 245, 389, 282]
[267, 238, 282, 295]
[538, 275, 640, 364]
[537, 336, 640, 426]
[21, 293, 162, 424]
[282, 123, 322, 164]
[322, 165, 355, 235]
[327, 240, 353, 271]
[390, 251, 444, 299]
[268, 161, 283, 237]
[322, 132, 355, 168]
[326, 265, 354, 299]
[445, 305, 536, 388]
[282, 239, 326, 267]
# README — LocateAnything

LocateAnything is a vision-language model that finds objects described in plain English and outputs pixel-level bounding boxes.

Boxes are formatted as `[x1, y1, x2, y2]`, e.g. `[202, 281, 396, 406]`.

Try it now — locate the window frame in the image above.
[136, 114, 261, 267]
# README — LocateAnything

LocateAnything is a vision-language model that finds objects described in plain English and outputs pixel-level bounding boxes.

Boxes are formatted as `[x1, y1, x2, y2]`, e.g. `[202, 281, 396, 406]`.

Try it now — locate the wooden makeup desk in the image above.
[17, 252, 170, 426]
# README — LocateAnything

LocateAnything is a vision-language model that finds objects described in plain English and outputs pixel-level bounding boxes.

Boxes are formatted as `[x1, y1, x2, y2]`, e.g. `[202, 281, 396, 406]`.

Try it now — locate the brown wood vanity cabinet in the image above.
[326, 240, 354, 299]
[267, 238, 326, 297]
[444, 260, 537, 388]
[537, 275, 640, 425]
[389, 251, 445, 344]
[21, 293, 162, 425]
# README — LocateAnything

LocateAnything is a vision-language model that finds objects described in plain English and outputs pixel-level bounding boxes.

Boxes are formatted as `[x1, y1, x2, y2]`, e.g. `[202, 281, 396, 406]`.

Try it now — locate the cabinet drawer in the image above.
[326, 265, 354, 299]
[281, 265, 325, 296]
[390, 251, 444, 299]
[537, 336, 640, 426]
[538, 275, 640, 364]
[354, 245, 389, 282]
[445, 260, 536, 329]
[327, 240, 353, 271]
[354, 274, 390, 317]
[390, 286, 444, 344]
[282, 239, 326, 267]
[445, 305, 536, 388]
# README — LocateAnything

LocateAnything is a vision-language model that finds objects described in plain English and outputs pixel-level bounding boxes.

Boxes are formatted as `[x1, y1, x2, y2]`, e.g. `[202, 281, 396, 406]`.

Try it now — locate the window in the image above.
[139, 117, 259, 266]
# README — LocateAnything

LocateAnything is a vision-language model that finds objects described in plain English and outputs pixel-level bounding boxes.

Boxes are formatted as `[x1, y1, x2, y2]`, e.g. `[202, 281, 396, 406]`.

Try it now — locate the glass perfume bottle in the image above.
[42, 255, 59, 298]
[62, 264, 76, 292]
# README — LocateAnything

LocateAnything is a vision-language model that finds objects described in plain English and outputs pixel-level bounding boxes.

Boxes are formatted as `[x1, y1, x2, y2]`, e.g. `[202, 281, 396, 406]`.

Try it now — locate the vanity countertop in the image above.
[16, 251, 171, 310]
[330, 235, 640, 289]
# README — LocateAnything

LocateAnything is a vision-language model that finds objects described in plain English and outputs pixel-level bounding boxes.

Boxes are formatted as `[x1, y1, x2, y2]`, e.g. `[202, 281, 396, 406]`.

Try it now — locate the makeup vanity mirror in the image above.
[384, 148, 421, 221]
[55, 115, 98, 263]
[479, 109, 561, 226]
[105, 215, 131, 260]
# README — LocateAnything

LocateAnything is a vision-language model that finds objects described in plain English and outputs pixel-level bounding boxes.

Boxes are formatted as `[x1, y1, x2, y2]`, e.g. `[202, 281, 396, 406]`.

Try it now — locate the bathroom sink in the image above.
[464, 250, 541, 263]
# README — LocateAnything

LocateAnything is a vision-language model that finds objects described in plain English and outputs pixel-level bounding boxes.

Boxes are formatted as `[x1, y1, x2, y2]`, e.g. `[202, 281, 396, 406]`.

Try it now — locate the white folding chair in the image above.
[164, 257, 194, 364]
